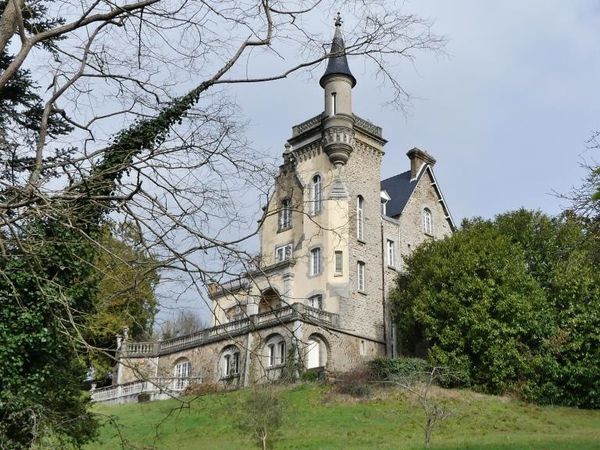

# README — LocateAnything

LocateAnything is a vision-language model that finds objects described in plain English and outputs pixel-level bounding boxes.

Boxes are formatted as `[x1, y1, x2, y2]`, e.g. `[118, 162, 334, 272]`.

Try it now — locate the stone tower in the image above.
[258, 15, 388, 347]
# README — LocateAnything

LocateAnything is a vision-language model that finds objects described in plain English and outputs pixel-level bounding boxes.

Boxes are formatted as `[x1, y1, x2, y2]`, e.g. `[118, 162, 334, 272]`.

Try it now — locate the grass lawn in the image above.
[87, 383, 600, 449]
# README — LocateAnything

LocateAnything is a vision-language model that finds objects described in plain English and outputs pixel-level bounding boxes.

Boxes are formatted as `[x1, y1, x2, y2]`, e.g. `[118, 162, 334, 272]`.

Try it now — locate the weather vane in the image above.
[334, 12, 342, 27]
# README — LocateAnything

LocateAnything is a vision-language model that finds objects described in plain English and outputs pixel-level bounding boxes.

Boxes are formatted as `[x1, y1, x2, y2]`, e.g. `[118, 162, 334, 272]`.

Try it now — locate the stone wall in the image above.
[342, 136, 386, 343]
[117, 321, 386, 389]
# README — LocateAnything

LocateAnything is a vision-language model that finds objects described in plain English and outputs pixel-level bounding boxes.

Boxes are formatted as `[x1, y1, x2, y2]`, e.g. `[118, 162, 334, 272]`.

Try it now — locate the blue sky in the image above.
[157, 1, 600, 324]
[233, 0, 600, 223]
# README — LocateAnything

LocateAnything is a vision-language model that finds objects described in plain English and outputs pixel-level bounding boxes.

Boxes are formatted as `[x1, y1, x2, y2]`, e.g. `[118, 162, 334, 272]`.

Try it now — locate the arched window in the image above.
[279, 198, 292, 230]
[312, 174, 322, 215]
[220, 346, 241, 378]
[423, 208, 433, 235]
[306, 335, 329, 369]
[173, 358, 191, 390]
[356, 196, 364, 240]
[266, 335, 286, 367]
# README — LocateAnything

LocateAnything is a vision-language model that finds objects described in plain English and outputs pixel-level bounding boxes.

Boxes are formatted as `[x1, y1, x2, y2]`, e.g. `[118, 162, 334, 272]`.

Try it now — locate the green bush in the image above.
[392, 210, 600, 408]
[369, 357, 430, 382]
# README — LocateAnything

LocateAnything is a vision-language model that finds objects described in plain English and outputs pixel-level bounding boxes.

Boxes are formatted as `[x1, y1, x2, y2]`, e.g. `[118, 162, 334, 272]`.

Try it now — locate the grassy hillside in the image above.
[87, 384, 600, 449]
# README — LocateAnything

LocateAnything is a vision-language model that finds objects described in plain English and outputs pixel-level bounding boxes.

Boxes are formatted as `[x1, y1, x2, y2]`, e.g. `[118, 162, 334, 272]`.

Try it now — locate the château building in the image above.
[92, 18, 454, 404]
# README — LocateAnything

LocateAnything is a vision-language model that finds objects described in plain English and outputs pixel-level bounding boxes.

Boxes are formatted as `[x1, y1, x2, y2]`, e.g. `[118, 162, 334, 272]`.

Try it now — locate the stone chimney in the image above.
[407, 147, 436, 178]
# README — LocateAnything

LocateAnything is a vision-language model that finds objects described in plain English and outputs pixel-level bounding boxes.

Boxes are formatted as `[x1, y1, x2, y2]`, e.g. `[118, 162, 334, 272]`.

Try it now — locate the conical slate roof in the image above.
[319, 17, 356, 88]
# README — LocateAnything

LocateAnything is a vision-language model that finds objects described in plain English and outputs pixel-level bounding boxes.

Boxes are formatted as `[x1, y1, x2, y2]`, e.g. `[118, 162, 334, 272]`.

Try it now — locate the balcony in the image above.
[91, 377, 202, 404]
[122, 302, 340, 357]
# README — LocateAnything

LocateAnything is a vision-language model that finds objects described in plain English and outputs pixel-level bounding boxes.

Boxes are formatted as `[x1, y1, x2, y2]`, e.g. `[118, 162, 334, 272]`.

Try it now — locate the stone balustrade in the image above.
[292, 113, 322, 137]
[122, 302, 340, 357]
[91, 376, 202, 404]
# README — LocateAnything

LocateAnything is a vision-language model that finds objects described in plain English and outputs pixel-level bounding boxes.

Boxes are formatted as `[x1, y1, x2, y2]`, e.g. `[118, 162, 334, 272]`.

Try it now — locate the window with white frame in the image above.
[266, 336, 286, 367]
[334, 251, 343, 275]
[312, 174, 322, 215]
[357, 261, 365, 291]
[173, 359, 191, 390]
[308, 294, 323, 310]
[387, 239, 395, 267]
[275, 243, 292, 263]
[356, 196, 364, 240]
[423, 208, 433, 235]
[279, 198, 292, 230]
[380, 190, 390, 216]
[310, 247, 321, 276]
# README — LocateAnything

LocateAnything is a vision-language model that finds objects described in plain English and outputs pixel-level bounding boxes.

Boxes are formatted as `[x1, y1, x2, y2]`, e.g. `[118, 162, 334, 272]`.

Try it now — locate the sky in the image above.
[232, 0, 600, 224]
[157, 0, 600, 324]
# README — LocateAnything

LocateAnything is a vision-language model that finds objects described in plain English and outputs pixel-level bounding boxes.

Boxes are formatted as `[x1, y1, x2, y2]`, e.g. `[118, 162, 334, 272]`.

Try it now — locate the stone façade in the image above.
[99, 20, 455, 404]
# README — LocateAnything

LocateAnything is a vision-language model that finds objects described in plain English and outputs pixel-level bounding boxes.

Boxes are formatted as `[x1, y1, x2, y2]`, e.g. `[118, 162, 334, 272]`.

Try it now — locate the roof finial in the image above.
[334, 12, 342, 27]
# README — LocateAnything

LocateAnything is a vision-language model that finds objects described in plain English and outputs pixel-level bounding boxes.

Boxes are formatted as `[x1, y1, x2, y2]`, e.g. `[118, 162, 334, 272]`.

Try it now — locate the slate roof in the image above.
[319, 23, 356, 88]
[380, 170, 418, 218]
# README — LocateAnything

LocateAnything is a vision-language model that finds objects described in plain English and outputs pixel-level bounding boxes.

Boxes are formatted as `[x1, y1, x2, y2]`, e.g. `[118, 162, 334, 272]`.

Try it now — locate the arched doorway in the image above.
[306, 335, 329, 369]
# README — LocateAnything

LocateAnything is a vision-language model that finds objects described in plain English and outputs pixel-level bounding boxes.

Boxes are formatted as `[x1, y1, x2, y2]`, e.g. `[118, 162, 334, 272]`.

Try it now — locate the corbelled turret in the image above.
[321, 13, 355, 167]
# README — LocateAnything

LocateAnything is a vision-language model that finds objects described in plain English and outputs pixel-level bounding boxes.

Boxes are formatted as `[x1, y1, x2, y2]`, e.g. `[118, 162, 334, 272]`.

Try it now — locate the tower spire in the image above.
[319, 13, 356, 88]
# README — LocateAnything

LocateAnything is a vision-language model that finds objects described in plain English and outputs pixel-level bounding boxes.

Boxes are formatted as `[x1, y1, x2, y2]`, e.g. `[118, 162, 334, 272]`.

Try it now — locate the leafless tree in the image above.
[389, 366, 453, 449]
[158, 309, 206, 339]
[0, 0, 444, 444]
[1, 0, 445, 346]
[561, 132, 600, 218]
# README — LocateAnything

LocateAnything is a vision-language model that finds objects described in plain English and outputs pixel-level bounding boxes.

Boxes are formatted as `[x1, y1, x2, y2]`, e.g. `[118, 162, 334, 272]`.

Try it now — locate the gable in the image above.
[381, 165, 455, 231]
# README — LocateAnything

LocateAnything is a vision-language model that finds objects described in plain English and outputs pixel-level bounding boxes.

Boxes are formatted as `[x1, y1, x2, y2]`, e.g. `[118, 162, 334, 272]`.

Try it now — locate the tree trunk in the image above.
[0, 0, 25, 53]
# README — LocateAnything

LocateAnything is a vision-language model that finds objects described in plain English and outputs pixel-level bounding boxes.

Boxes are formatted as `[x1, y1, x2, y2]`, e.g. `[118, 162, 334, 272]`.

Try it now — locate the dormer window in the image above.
[312, 174, 322, 215]
[423, 208, 433, 235]
[380, 190, 391, 216]
[279, 198, 292, 230]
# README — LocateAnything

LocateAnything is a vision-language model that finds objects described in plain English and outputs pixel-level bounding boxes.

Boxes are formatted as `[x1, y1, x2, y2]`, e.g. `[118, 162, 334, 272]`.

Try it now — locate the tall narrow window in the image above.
[423, 208, 433, 235]
[279, 198, 292, 230]
[278, 341, 286, 364]
[387, 239, 395, 267]
[334, 250, 343, 275]
[356, 196, 364, 240]
[231, 352, 239, 375]
[357, 261, 365, 291]
[268, 344, 275, 366]
[310, 247, 321, 276]
[331, 92, 337, 115]
[174, 359, 191, 390]
[266, 336, 286, 367]
[312, 174, 322, 214]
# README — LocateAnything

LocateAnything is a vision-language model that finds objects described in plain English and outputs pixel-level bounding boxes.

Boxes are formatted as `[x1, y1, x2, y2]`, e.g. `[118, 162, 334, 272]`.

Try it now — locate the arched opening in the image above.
[219, 345, 241, 378]
[312, 174, 322, 214]
[265, 334, 286, 367]
[423, 208, 433, 235]
[259, 288, 281, 314]
[173, 358, 191, 390]
[305, 335, 329, 369]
